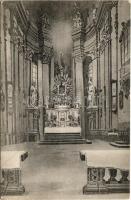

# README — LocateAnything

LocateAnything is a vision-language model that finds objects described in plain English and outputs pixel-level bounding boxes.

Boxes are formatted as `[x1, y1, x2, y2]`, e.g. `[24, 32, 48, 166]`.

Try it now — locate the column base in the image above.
[1, 184, 25, 196]
[83, 183, 108, 194]
[83, 182, 130, 194]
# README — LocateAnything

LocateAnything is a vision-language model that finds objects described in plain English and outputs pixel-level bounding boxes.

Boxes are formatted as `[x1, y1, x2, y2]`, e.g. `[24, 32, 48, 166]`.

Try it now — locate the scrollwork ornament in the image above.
[18, 39, 24, 54]
[24, 47, 34, 60]
[72, 2, 84, 29]
[42, 51, 50, 64]
[114, 3, 118, 37]
[3, 14, 8, 37]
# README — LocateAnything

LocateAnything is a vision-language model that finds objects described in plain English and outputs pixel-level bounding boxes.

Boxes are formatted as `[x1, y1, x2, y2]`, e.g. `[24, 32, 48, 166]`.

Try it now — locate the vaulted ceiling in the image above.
[22, 1, 99, 66]
[23, 1, 98, 25]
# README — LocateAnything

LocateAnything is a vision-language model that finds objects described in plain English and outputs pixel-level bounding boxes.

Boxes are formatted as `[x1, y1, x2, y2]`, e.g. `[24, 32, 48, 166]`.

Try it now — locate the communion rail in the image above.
[80, 150, 130, 194]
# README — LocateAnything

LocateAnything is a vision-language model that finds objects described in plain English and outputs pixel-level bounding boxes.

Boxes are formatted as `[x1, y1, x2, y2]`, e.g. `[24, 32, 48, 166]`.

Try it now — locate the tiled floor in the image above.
[2, 140, 130, 200]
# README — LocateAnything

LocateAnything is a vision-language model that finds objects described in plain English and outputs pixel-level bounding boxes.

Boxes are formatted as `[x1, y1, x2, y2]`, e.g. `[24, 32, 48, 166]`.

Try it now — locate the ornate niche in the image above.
[83, 56, 97, 108]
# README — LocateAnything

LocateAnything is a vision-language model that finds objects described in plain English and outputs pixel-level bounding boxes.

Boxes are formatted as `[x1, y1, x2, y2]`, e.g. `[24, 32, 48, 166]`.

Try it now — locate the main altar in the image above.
[44, 56, 81, 134]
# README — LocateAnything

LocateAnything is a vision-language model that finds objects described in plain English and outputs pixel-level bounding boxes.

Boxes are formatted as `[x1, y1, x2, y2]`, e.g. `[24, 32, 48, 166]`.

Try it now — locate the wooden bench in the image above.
[80, 150, 130, 194]
[1, 151, 28, 195]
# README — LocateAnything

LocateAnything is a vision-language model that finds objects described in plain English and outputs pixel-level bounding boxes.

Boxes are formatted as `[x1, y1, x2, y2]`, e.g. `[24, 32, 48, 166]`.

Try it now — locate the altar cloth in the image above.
[80, 150, 129, 170]
[45, 126, 81, 133]
[1, 151, 28, 169]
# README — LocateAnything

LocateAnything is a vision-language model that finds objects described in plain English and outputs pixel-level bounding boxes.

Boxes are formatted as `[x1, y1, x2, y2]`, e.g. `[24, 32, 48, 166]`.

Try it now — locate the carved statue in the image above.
[88, 80, 95, 107]
[30, 82, 38, 107]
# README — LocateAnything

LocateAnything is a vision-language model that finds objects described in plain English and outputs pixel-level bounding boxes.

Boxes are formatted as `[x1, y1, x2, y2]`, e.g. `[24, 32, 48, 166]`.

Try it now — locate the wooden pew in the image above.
[80, 150, 130, 194]
[1, 151, 28, 195]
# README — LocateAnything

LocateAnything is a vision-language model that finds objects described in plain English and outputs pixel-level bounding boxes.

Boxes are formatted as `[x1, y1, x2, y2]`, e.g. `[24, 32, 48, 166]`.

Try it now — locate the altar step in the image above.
[110, 141, 130, 148]
[38, 133, 86, 144]
[44, 133, 83, 140]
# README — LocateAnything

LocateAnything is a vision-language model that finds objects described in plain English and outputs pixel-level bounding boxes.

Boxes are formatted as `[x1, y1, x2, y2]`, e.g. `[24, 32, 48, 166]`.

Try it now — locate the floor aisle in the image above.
[2, 140, 129, 200]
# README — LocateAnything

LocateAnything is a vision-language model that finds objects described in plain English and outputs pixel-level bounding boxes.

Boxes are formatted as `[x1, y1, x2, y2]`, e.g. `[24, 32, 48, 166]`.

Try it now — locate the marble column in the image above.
[50, 56, 54, 93]
[5, 8, 14, 144]
[75, 56, 85, 138]
[14, 41, 19, 143]
[1, 3, 7, 145]
[72, 55, 76, 103]
[105, 43, 110, 130]
[19, 44, 24, 142]
[38, 59, 44, 140]
[111, 5, 118, 129]
[42, 63, 49, 106]
[75, 57, 84, 105]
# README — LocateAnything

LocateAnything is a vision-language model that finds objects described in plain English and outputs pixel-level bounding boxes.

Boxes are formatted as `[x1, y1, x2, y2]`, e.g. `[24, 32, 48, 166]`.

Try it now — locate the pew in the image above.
[1, 151, 28, 195]
[80, 150, 130, 194]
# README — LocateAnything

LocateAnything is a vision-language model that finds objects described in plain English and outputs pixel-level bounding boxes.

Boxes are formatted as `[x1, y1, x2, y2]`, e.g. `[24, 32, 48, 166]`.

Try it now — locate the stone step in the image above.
[44, 135, 82, 140]
[115, 140, 129, 145]
[44, 133, 82, 140]
[110, 142, 130, 148]
[44, 133, 81, 136]
[39, 132, 85, 144]
[38, 139, 86, 145]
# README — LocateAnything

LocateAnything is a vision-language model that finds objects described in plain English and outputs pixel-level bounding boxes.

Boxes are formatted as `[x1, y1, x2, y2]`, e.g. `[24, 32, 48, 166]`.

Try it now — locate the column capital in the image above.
[40, 46, 53, 64]
[24, 46, 34, 60]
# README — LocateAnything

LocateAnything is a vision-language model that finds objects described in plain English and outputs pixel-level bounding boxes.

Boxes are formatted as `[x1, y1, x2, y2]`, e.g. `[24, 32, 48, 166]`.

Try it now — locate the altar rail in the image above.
[87, 129, 130, 143]
[83, 167, 130, 194]
[1, 151, 28, 196]
[80, 150, 130, 194]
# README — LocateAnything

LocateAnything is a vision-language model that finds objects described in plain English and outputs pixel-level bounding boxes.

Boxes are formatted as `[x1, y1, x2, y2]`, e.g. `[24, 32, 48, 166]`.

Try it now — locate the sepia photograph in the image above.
[0, 0, 130, 199]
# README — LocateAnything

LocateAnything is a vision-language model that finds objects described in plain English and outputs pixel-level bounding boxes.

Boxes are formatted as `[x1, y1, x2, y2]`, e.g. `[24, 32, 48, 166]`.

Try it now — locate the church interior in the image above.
[0, 1, 130, 199]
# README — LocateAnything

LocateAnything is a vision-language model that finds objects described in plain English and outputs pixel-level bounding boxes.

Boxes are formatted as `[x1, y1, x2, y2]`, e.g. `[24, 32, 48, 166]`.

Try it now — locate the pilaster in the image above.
[72, 3, 86, 137]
